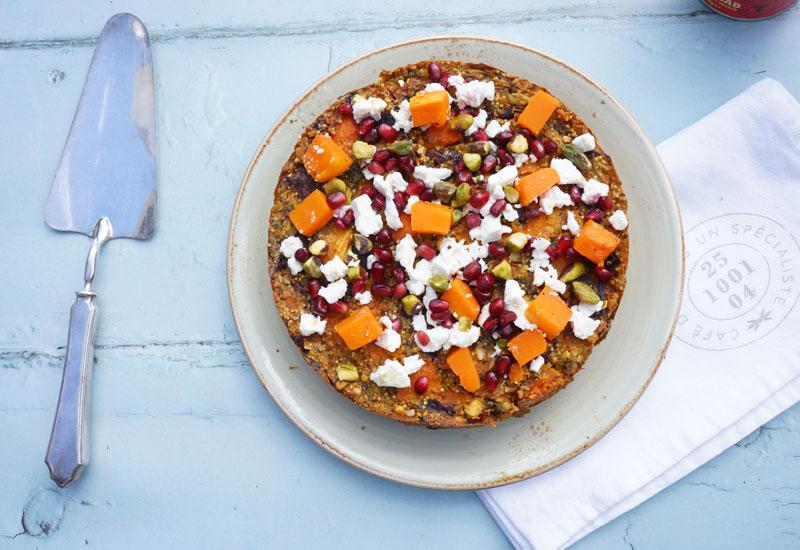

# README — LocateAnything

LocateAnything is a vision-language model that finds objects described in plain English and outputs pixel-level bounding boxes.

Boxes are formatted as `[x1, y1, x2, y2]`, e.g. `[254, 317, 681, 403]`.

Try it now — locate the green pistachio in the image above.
[562, 143, 592, 172]
[458, 316, 472, 332]
[387, 140, 414, 156]
[452, 208, 464, 225]
[346, 266, 362, 281]
[507, 134, 529, 154]
[559, 262, 586, 283]
[428, 275, 450, 292]
[352, 140, 377, 160]
[505, 232, 529, 252]
[463, 153, 482, 172]
[308, 239, 328, 256]
[401, 295, 422, 316]
[503, 185, 520, 204]
[463, 141, 493, 156]
[496, 339, 508, 350]
[572, 281, 601, 304]
[507, 92, 530, 106]
[303, 257, 323, 278]
[452, 183, 472, 207]
[352, 234, 373, 255]
[491, 260, 512, 280]
[433, 181, 457, 202]
[336, 363, 359, 382]
[449, 113, 474, 131]
[464, 398, 484, 418]
[323, 178, 347, 195]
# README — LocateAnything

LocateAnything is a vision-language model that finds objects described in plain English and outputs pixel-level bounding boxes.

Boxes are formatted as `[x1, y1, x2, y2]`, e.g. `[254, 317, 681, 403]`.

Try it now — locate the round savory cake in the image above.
[268, 61, 629, 428]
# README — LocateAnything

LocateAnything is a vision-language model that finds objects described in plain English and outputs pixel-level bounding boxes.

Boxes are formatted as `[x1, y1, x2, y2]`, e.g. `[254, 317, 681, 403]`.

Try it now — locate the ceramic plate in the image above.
[227, 37, 683, 489]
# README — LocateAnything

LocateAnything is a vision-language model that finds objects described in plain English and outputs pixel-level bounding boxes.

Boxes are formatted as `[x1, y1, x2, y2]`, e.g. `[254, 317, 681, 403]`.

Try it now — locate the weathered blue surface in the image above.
[0, 1, 798, 547]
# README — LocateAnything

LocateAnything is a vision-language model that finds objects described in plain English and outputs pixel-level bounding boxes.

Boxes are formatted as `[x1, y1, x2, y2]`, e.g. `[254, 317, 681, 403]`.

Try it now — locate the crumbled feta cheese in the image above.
[532, 264, 567, 294]
[485, 119, 510, 138]
[539, 185, 574, 215]
[406, 259, 432, 296]
[404, 195, 419, 214]
[373, 171, 407, 198]
[395, 234, 417, 269]
[581, 178, 609, 205]
[366, 254, 377, 268]
[412, 314, 428, 331]
[469, 214, 511, 244]
[447, 74, 465, 87]
[362, 167, 376, 180]
[574, 300, 605, 317]
[487, 165, 518, 198]
[478, 302, 491, 326]
[570, 306, 601, 340]
[413, 165, 453, 187]
[384, 199, 403, 230]
[415, 326, 451, 353]
[608, 209, 628, 230]
[513, 153, 530, 167]
[571, 133, 596, 152]
[465, 109, 488, 136]
[550, 157, 586, 185]
[564, 211, 581, 235]
[350, 194, 383, 236]
[320, 256, 348, 282]
[279, 236, 304, 275]
[354, 291, 372, 305]
[298, 313, 326, 336]
[504, 280, 536, 331]
[530, 356, 545, 373]
[453, 78, 495, 108]
[391, 100, 412, 133]
[352, 96, 387, 122]
[502, 204, 520, 222]
[318, 278, 347, 303]
[333, 204, 351, 219]
[369, 354, 425, 388]
[430, 237, 483, 278]
[449, 324, 481, 348]
[397, 79, 405, 87]
[375, 316, 402, 352]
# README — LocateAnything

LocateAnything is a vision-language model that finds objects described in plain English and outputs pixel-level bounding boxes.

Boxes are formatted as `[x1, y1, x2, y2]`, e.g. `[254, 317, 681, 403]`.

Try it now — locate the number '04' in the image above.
[701, 258, 756, 308]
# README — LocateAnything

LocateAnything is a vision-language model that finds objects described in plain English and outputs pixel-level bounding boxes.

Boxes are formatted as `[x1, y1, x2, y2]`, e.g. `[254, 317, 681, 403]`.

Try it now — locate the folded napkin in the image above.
[479, 78, 800, 550]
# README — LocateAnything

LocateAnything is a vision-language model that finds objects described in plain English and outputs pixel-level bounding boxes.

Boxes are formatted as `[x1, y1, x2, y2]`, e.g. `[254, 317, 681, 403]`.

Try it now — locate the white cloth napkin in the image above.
[479, 78, 800, 550]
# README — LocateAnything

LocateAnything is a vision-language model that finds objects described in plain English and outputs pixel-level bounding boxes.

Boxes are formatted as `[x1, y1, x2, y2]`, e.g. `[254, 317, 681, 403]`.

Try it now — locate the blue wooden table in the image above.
[1, 1, 798, 547]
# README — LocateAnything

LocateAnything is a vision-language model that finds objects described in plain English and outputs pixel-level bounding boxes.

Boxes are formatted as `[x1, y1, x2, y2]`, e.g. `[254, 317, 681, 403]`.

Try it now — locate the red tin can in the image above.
[702, 0, 797, 20]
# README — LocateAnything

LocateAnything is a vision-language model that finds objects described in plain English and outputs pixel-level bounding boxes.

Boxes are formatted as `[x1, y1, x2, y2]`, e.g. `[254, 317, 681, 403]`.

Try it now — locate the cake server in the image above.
[44, 13, 156, 487]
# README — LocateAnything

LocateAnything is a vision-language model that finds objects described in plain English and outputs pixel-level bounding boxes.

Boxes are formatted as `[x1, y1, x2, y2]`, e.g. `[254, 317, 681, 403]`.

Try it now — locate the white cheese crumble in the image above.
[581, 178, 609, 205]
[366, 254, 377, 269]
[513, 153, 530, 167]
[571, 133, 596, 152]
[413, 165, 453, 188]
[318, 278, 347, 304]
[373, 171, 408, 196]
[504, 280, 536, 331]
[383, 199, 403, 230]
[564, 211, 581, 235]
[532, 264, 566, 294]
[487, 165, 518, 198]
[298, 313, 326, 336]
[485, 119, 510, 138]
[352, 96, 387, 123]
[449, 324, 481, 348]
[415, 326, 451, 353]
[502, 203, 520, 222]
[375, 316, 402, 352]
[321, 256, 348, 282]
[530, 356, 545, 373]
[404, 195, 419, 214]
[608, 209, 629, 230]
[465, 109, 488, 136]
[570, 306, 601, 340]
[453, 78, 495, 108]
[469, 214, 511, 244]
[354, 291, 372, 305]
[279, 236, 305, 275]
[550, 157, 586, 185]
[539, 185, 574, 215]
[391, 100, 412, 133]
[478, 302, 491, 326]
[350, 194, 383, 236]
[369, 354, 425, 388]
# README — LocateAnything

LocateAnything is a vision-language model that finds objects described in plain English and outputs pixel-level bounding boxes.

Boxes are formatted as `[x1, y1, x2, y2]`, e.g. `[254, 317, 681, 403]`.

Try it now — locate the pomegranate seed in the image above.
[430, 310, 452, 322]
[500, 310, 517, 327]
[334, 219, 347, 230]
[488, 242, 507, 259]
[489, 199, 507, 217]
[519, 128, 533, 140]
[378, 123, 398, 143]
[470, 189, 490, 208]
[371, 261, 385, 282]
[414, 376, 430, 395]
[456, 169, 472, 184]
[585, 208, 603, 222]
[460, 106, 479, 116]
[543, 139, 558, 155]
[494, 131, 513, 145]
[399, 156, 416, 174]
[363, 128, 378, 143]
[521, 206, 541, 222]
[497, 149, 514, 167]
[569, 185, 582, 204]
[392, 265, 406, 282]
[489, 298, 505, 317]
[598, 196, 615, 211]
[429, 299, 450, 313]
[392, 283, 408, 298]
[485, 371, 498, 391]
[473, 129, 489, 142]
[351, 279, 365, 294]
[428, 62, 442, 81]
[594, 265, 612, 282]
[482, 317, 499, 333]
[312, 296, 328, 316]
[327, 191, 347, 209]
[374, 247, 393, 263]
[307, 279, 321, 297]
[373, 149, 391, 163]
[546, 247, 557, 260]
[367, 161, 385, 175]
[464, 212, 482, 229]
[337, 102, 353, 117]
[416, 330, 430, 346]
[462, 261, 481, 281]
[473, 288, 492, 304]
[530, 139, 545, 158]
[481, 154, 498, 173]
[358, 118, 377, 136]
[341, 208, 355, 227]
[564, 246, 577, 261]
[294, 248, 310, 263]
[440, 318, 454, 328]
[371, 195, 385, 211]
[495, 355, 512, 376]
[372, 284, 392, 297]
[419, 189, 435, 201]
[499, 324, 515, 337]
[328, 300, 348, 315]
[476, 273, 495, 292]
[417, 244, 436, 261]
[375, 228, 392, 245]
[406, 179, 425, 196]
[384, 157, 399, 172]
[391, 317, 402, 331]
[439, 71, 450, 88]
[363, 185, 377, 199]
[555, 236, 573, 256]
[393, 191, 407, 210]
[455, 160, 466, 172]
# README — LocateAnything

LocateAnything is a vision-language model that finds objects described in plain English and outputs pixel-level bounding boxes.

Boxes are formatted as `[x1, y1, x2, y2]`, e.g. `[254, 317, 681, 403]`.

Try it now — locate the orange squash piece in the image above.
[331, 116, 359, 150]
[573, 220, 621, 264]
[410, 201, 452, 235]
[302, 133, 353, 183]
[442, 278, 480, 321]
[525, 289, 572, 339]
[410, 90, 451, 128]
[397, 362, 443, 399]
[289, 189, 334, 237]
[426, 123, 462, 146]
[393, 212, 412, 241]
[508, 362, 525, 383]
[334, 307, 384, 350]
[518, 90, 560, 134]
[517, 168, 560, 206]
[446, 347, 481, 393]
[508, 329, 547, 366]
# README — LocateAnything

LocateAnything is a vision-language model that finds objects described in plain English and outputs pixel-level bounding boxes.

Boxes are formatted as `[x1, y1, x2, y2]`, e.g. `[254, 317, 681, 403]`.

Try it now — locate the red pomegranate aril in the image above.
[341, 208, 355, 227]
[392, 283, 408, 298]
[477, 272, 495, 292]
[366, 161, 385, 176]
[414, 375, 430, 395]
[371, 195, 385, 211]
[307, 279, 321, 297]
[371, 261, 386, 282]
[430, 310, 452, 322]
[384, 157, 399, 172]
[564, 247, 577, 261]
[419, 188, 436, 201]
[488, 298, 505, 317]
[481, 154, 498, 173]
[337, 102, 353, 117]
[327, 191, 347, 209]
[399, 156, 416, 174]
[378, 123, 398, 143]
[391, 265, 407, 283]
[569, 185, 582, 204]
[464, 212, 482, 229]
[494, 355, 512, 376]
[391, 317, 402, 331]
[500, 310, 517, 327]
[497, 149, 514, 167]
[543, 139, 558, 155]
[555, 236, 573, 256]
[489, 199, 507, 217]
[455, 159, 466, 172]
[374, 247, 393, 263]
[393, 191, 407, 210]
[363, 128, 378, 144]
[485, 371, 498, 391]
[372, 284, 392, 297]
[499, 324, 515, 337]
[488, 242, 507, 259]
[522, 206, 541, 221]
[429, 299, 450, 313]
[546, 246, 557, 260]
[470, 189, 490, 209]
[439, 71, 450, 88]
[482, 317, 499, 333]
[585, 208, 603, 222]
[594, 265, 612, 282]
[475, 289, 492, 304]
[427, 62, 442, 81]
[494, 131, 513, 145]
[334, 219, 347, 230]
[358, 118, 377, 136]
[416, 330, 430, 346]
[460, 106, 479, 116]
[312, 296, 328, 316]
[328, 300, 348, 315]
[417, 244, 436, 261]
[351, 279, 365, 294]
[373, 149, 391, 163]
[406, 179, 425, 196]
[294, 248, 310, 263]
[530, 139, 545, 158]
[462, 261, 481, 281]
[473, 129, 489, 142]
[363, 184, 378, 198]
[598, 196, 615, 211]
[440, 318, 454, 328]
[457, 169, 472, 184]
[375, 227, 392, 245]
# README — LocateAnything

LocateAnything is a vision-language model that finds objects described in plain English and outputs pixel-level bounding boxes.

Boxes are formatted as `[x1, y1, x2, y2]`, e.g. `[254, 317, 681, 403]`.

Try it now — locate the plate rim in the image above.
[227, 35, 685, 490]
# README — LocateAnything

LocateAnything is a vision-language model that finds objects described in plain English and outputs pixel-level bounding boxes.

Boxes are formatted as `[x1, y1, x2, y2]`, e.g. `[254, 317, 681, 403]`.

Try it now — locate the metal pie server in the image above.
[44, 13, 156, 487]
